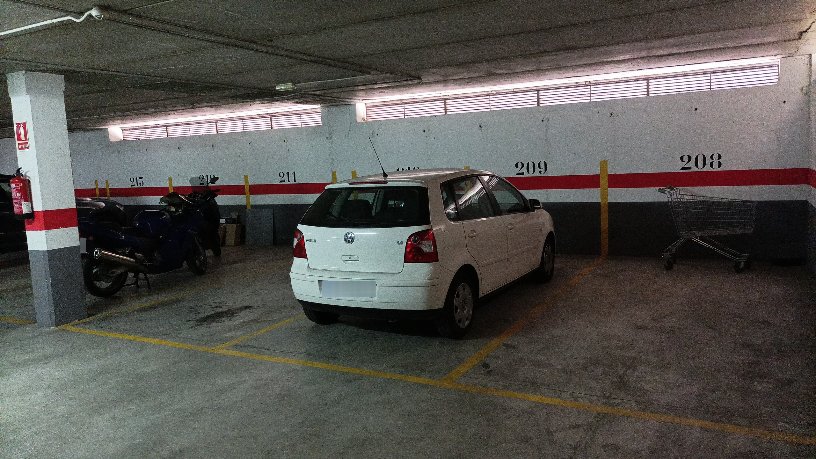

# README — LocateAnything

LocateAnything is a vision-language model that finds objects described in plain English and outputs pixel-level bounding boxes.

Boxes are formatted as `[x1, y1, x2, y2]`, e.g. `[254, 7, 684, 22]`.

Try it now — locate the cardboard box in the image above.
[223, 223, 244, 246]
[217, 224, 226, 246]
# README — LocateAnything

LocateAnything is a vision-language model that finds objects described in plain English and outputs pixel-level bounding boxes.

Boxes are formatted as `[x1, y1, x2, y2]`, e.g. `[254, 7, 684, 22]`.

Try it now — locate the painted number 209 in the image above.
[680, 153, 722, 170]
[515, 161, 548, 175]
[129, 177, 144, 187]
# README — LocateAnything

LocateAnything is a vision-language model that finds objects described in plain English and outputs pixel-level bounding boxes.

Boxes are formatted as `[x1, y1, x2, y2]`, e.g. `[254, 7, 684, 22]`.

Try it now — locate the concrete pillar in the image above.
[6, 71, 84, 326]
[809, 57, 816, 272]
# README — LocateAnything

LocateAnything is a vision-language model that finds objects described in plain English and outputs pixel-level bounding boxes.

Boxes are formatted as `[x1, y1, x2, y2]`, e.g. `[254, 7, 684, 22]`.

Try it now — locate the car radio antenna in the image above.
[368, 136, 388, 179]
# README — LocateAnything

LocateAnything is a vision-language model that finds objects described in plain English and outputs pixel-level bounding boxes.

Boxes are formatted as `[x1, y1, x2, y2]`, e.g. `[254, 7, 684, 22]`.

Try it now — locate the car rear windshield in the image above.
[301, 186, 430, 228]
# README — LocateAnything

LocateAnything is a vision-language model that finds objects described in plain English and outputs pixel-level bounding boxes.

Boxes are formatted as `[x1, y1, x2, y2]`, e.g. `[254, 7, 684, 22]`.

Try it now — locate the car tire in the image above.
[301, 304, 339, 325]
[435, 274, 476, 339]
[533, 235, 555, 283]
[83, 259, 128, 297]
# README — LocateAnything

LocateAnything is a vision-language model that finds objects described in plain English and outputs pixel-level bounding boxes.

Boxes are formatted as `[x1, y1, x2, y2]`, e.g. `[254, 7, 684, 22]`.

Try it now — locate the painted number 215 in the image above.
[680, 153, 722, 170]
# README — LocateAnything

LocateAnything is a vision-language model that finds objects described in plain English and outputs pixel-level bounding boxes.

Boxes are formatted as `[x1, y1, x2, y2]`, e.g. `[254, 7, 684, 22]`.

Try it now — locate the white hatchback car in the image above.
[290, 169, 556, 338]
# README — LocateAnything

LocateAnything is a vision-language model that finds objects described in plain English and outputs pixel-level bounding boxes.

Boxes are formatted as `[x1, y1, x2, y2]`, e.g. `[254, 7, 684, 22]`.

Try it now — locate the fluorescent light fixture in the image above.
[109, 104, 320, 129]
[275, 82, 296, 91]
[364, 56, 781, 103]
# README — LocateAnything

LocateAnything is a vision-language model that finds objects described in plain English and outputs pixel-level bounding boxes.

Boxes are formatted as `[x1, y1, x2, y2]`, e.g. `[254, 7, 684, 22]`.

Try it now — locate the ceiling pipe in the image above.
[0, 6, 103, 37]
[92, 6, 421, 83]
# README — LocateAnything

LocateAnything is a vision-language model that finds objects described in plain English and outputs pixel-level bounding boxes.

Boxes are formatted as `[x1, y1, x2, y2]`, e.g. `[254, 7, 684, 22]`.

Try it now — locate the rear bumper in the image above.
[289, 267, 447, 312]
[298, 300, 443, 320]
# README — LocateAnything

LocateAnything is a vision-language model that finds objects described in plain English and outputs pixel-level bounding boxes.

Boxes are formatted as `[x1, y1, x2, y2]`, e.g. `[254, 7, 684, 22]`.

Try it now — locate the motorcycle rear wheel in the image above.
[187, 236, 208, 275]
[83, 259, 128, 297]
[209, 229, 222, 257]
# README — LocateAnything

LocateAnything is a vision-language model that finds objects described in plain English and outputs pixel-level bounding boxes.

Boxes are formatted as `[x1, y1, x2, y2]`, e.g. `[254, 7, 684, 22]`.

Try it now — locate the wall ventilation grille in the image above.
[120, 110, 322, 141]
[364, 61, 780, 121]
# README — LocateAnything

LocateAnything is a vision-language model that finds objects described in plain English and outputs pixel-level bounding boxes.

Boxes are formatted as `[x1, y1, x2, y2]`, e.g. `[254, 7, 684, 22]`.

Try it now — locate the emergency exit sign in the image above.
[15, 122, 29, 151]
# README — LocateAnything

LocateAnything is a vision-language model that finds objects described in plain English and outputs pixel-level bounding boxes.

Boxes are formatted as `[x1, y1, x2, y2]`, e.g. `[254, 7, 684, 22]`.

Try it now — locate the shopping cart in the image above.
[658, 186, 756, 272]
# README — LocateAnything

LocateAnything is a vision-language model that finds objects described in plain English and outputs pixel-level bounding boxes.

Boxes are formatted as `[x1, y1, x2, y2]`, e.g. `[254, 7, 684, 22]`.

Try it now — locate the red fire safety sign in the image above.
[15, 122, 29, 151]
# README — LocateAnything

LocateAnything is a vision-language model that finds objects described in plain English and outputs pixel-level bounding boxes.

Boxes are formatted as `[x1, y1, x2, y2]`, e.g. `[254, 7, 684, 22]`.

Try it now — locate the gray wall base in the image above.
[808, 202, 815, 272]
[122, 201, 810, 262]
[244, 207, 275, 246]
[28, 245, 85, 327]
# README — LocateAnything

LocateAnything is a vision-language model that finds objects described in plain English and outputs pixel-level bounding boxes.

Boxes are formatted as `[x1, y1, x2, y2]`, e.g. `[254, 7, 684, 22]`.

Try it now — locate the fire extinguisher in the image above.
[10, 168, 34, 220]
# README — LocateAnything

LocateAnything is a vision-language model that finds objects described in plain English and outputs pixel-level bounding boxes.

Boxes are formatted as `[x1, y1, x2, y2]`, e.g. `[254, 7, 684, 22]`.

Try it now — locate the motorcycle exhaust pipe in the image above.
[93, 249, 148, 273]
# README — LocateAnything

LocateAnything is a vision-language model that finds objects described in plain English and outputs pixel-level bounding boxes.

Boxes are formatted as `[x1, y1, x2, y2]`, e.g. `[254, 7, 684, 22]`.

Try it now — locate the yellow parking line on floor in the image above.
[68, 293, 186, 326]
[58, 322, 816, 446]
[60, 324, 439, 386]
[211, 315, 301, 350]
[441, 257, 605, 383]
[0, 315, 35, 325]
[443, 381, 816, 446]
[69, 268, 261, 327]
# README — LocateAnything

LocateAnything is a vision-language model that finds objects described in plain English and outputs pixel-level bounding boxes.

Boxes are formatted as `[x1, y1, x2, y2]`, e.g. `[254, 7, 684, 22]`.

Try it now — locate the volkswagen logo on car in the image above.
[343, 232, 355, 244]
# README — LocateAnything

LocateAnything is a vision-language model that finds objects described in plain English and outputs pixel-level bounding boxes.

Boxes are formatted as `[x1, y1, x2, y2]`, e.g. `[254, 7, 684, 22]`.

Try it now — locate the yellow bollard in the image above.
[351, 170, 358, 179]
[244, 175, 251, 209]
[168, 177, 174, 193]
[331, 170, 338, 184]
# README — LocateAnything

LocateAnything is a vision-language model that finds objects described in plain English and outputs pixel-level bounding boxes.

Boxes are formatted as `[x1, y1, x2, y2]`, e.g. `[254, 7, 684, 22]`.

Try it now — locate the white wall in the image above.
[811, 54, 816, 209]
[0, 138, 17, 173]
[2, 56, 812, 207]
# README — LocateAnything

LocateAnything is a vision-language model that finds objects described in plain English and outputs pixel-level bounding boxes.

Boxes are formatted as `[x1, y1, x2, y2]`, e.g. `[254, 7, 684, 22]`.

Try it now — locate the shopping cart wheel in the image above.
[662, 254, 674, 271]
[734, 258, 750, 273]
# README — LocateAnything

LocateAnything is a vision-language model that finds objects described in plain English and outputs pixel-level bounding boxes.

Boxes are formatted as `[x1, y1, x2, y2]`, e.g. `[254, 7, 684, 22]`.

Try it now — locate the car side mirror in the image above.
[528, 199, 542, 210]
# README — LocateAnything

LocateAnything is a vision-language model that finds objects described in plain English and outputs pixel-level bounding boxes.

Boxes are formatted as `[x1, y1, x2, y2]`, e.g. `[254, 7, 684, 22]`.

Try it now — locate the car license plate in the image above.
[320, 280, 376, 298]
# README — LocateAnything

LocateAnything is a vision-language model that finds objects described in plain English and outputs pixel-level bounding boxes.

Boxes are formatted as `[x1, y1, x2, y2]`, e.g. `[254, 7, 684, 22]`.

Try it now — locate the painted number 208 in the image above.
[680, 153, 722, 171]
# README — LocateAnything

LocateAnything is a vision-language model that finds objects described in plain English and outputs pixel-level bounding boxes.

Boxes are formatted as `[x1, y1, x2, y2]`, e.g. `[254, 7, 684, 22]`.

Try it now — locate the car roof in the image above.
[328, 168, 493, 188]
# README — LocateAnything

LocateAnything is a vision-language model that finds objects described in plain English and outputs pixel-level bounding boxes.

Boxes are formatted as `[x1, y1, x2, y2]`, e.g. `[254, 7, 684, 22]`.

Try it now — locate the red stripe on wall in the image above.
[506, 174, 599, 190]
[73, 183, 329, 198]
[25, 207, 78, 231]
[251, 183, 328, 195]
[72, 168, 815, 198]
[609, 168, 812, 188]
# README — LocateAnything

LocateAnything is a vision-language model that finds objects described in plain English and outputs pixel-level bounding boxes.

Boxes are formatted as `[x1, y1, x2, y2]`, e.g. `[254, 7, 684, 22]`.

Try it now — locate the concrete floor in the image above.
[0, 247, 814, 457]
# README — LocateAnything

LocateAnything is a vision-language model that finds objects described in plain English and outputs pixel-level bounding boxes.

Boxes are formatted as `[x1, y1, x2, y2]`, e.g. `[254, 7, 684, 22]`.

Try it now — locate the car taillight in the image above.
[293, 229, 307, 259]
[404, 229, 438, 263]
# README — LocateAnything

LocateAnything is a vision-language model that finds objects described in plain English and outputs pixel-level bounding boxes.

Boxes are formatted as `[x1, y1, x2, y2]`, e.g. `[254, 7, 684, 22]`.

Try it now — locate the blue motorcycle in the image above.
[78, 192, 208, 297]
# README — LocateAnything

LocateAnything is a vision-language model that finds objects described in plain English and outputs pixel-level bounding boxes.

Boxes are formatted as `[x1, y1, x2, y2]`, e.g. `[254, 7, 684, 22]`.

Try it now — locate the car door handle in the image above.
[467, 230, 477, 238]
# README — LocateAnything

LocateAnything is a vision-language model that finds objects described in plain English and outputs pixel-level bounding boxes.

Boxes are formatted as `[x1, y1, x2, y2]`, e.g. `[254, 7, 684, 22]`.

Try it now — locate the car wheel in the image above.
[435, 274, 476, 339]
[301, 303, 339, 325]
[83, 259, 128, 297]
[534, 235, 555, 283]
[186, 235, 208, 275]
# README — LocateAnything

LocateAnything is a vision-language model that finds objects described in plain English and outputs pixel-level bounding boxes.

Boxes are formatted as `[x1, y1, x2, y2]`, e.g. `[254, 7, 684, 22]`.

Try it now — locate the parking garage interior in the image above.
[1, 1, 815, 457]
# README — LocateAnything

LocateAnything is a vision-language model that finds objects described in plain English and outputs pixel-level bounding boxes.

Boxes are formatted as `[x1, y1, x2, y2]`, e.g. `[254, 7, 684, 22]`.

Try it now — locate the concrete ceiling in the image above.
[1, 0, 815, 136]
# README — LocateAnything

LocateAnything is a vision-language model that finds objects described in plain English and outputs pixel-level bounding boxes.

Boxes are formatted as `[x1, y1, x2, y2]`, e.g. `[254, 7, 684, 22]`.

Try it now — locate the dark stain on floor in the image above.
[193, 305, 253, 325]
